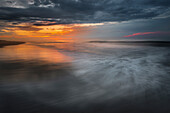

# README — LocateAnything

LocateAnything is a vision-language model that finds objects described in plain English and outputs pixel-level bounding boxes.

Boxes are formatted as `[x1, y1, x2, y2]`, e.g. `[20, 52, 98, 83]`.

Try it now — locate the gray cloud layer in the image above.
[0, 0, 170, 25]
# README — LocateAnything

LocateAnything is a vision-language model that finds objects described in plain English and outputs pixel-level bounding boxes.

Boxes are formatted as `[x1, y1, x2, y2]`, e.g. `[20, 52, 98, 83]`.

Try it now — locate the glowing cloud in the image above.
[124, 32, 160, 37]
[0, 21, 105, 42]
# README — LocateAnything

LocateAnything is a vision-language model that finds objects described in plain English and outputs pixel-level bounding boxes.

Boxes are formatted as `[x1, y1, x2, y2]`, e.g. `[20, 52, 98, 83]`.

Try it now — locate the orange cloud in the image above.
[124, 32, 160, 37]
[0, 22, 103, 42]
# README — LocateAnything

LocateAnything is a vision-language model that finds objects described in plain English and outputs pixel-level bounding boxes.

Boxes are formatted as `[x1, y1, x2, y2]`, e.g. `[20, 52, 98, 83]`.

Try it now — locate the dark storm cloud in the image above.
[0, 0, 170, 24]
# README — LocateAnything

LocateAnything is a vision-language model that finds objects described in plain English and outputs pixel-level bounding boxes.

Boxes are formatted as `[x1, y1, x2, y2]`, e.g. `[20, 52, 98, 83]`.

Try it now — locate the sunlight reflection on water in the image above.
[0, 43, 72, 63]
[0, 43, 73, 82]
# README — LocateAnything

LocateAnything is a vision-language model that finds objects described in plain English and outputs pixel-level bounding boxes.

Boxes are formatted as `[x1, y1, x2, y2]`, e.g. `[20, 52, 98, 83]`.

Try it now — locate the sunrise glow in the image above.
[0, 21, 106, 42]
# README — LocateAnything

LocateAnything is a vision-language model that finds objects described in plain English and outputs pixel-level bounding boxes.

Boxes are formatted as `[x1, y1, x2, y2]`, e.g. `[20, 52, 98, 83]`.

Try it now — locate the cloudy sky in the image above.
[0, 0, 170, 41]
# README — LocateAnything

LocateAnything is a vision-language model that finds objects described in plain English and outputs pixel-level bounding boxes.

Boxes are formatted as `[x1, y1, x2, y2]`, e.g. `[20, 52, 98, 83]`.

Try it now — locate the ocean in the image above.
[0, 42, 170, 113]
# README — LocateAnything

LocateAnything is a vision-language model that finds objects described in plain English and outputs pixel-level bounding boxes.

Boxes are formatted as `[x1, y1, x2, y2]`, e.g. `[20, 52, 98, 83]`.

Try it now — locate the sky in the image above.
[0, 0, 170, 42]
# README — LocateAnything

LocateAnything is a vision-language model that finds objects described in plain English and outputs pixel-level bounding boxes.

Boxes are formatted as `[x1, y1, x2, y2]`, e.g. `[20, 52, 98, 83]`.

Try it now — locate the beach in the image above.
[0, 41, 170, 113]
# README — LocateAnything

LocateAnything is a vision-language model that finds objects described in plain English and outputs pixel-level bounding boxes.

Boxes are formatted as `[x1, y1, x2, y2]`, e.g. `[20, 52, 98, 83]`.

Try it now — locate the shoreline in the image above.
[88, 40, 170, 43]
[0, 40, 25, 48]
[88, 40, 170, 47]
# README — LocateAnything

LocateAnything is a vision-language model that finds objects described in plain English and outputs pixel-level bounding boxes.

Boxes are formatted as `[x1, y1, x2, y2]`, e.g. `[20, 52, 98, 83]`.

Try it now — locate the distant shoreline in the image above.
[89, 41, 170, 43]
[0, 40, 25, 48]
[88, 41, 170, 47]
